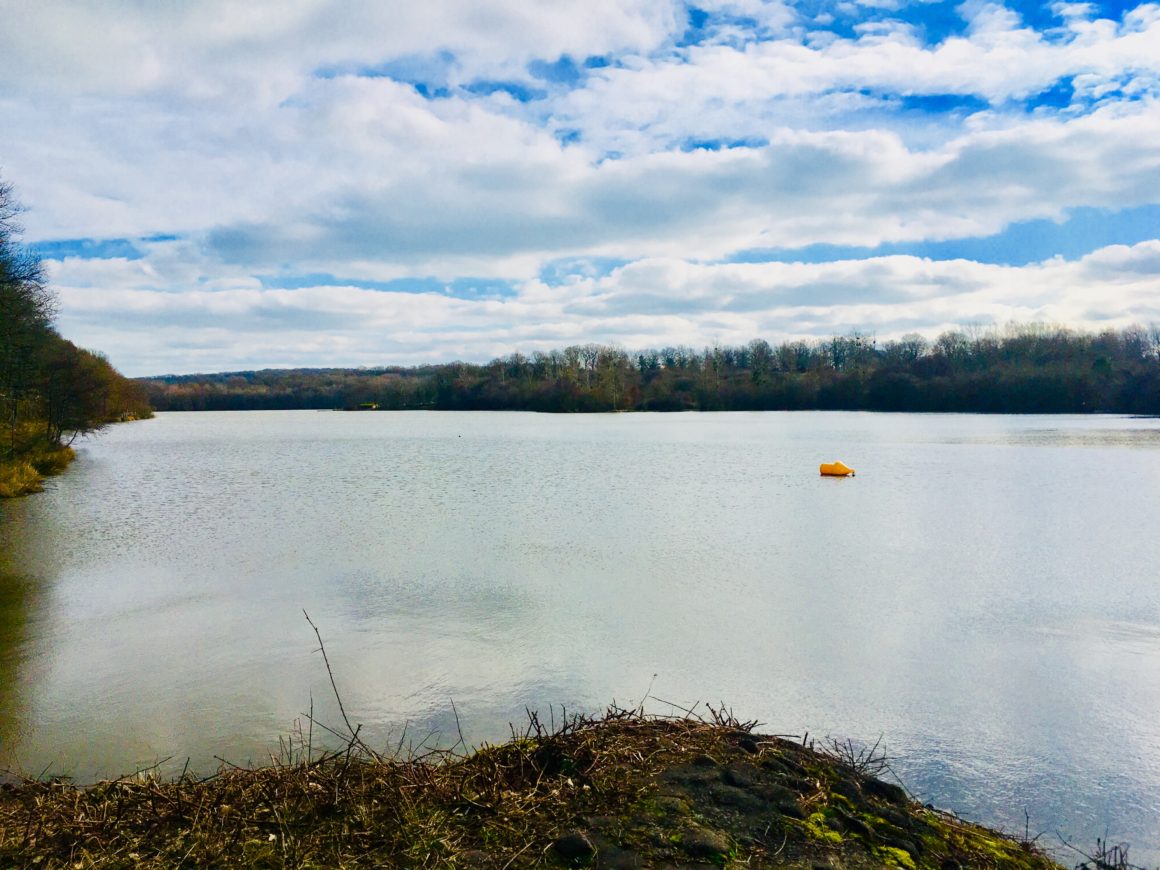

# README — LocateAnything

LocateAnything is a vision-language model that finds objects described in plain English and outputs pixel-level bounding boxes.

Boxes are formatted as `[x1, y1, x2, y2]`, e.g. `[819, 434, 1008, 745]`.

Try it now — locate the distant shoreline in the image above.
[138, 325, 1160, 416]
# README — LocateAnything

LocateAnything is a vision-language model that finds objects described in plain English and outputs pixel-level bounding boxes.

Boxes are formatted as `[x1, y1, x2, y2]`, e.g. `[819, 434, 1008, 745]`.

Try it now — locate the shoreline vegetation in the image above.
[141, 324, 1160, 416]
[0, 705, 1074, 869]
[1, 179, 151, 499]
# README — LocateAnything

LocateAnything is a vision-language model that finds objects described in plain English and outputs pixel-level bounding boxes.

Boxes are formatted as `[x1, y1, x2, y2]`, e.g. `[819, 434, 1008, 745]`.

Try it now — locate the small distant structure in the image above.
[819, 460, 855, 477]
[356, 402, 379, 410]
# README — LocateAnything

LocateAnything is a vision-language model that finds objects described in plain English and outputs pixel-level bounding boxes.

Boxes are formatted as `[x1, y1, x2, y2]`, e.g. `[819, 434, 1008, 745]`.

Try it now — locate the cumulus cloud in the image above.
[46, 241, 1160, 375]
[2, 0, 1158, 373]
[150, 99, 1160, 273]
[0, 1, 684, 101]
[553, 2, 1160, 154]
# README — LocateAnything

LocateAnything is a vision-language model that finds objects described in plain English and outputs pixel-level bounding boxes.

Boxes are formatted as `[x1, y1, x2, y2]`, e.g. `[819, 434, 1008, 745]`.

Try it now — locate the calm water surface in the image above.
[1, 411, 1158, 861]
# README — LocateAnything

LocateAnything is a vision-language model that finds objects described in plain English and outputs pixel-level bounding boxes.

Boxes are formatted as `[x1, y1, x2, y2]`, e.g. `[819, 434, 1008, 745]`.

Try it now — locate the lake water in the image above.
[1, 410, 1159, 862]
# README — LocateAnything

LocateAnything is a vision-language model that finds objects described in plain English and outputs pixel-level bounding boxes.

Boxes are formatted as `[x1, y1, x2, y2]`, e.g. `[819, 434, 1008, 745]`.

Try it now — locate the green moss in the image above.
[919, 809, 1058, 868]
[874, 845, 918, 868]
[829, 791, 855, 810]
[801, 811, 844, 844]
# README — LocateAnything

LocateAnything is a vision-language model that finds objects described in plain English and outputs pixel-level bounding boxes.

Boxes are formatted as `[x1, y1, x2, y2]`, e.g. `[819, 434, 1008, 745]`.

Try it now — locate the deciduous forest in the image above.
[142, 324, 1160, 416]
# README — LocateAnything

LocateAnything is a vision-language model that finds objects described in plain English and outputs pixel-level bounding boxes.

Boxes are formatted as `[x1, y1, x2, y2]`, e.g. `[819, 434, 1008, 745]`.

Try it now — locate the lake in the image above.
[1, 410, 1158, 862]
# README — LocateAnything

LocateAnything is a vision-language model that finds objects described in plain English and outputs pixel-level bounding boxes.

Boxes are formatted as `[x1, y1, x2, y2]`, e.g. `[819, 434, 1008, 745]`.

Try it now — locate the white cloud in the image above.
[46, 241, 1160, 375]
[2, 1, 1158, 373]
[19, 88, 1160, 299]
[555, 7, 1160, 156]
[0, 1, 684, 101]
[187, 99, 1160, 270]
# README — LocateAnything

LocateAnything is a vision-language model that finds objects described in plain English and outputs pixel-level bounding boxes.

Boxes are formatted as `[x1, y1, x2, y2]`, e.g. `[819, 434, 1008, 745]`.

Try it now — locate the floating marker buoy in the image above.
[820, 461, 855, 477]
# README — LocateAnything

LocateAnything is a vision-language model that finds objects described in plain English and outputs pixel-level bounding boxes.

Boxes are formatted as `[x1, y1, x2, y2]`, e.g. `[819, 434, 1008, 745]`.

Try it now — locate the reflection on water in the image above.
[1035, 619, 1160, 655]
[1001, 427, 1160, 449]
[0, 568, 35, 762]
[0, 411, 1158, 862]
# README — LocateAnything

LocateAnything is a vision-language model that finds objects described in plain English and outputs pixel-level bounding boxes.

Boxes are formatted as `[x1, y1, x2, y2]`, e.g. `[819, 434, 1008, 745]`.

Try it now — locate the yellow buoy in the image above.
[820, 460, 855, 477]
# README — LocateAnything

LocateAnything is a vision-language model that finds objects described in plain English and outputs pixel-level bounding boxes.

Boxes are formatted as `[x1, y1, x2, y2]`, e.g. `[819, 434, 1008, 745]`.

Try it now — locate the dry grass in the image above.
[30, 444, 75, 476]
[0, 706, 758, 868]
[0, 429, 75, 497]
[0, 459, 42, 497]
[0, 620, 1072, 868]
[0, 704, 1076, 869]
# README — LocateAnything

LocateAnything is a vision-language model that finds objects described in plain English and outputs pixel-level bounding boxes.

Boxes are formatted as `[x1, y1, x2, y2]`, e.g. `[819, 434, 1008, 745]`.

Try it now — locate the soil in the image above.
[472, 722, 1064, 869]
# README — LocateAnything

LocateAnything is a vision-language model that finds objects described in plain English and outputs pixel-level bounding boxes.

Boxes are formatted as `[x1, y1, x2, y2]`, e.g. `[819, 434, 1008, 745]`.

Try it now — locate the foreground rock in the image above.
[0, 709, 1064, 868]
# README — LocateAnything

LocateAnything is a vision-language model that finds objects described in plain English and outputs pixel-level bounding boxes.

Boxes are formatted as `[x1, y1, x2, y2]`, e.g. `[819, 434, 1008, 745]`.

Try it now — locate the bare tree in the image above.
[0, 179, 58, 457]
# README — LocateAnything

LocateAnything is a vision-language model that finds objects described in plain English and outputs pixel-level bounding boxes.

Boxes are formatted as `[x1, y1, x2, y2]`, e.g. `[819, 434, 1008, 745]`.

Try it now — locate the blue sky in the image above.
[1, 0, 1158, 375]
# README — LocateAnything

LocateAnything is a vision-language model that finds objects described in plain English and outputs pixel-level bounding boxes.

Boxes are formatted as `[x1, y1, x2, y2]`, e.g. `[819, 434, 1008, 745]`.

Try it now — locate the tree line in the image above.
[142, 323, 1160, 415]
[1, 179, 151, 496]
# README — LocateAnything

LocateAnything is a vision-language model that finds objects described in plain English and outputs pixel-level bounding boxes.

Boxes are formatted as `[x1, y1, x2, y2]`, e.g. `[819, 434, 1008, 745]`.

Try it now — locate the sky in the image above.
[1, 0, 1158, 376]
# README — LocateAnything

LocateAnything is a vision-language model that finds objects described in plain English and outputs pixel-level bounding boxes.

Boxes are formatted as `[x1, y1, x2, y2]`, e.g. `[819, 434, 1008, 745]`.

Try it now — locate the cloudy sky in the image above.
[1, 0, 1158, 375]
